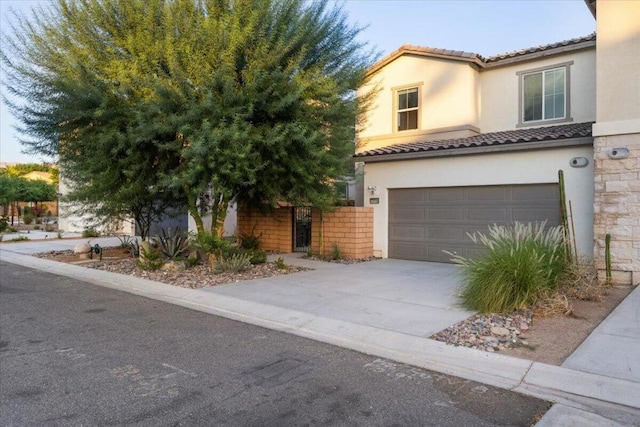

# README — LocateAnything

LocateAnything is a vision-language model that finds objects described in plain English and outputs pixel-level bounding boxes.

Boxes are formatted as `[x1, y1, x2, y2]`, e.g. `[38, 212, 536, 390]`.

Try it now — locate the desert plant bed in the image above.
[34, 247, 309, 289]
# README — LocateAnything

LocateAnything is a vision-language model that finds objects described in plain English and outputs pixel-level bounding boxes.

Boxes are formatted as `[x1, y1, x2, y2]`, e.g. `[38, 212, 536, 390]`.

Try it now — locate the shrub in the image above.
[275, 257, 287, 270]
[249, 249, 267, 265]
[214, 253, 251, 273]
[0, 216, 9, 233]
[152, 227, 189, 259]
[128, 240, 140, 258]
[449, 222, 569, 314]
[33, 225, 41, 230]
[136, 245, 164, 271]
[238, 230, 262, 251]
[116, 235, 136, 248]
[191, 232, 229, 258]
[23, 213, 34, 225]
[330, 243, 343, 261]
[82, 228, 100, 238]
[44, 224, 55, 232]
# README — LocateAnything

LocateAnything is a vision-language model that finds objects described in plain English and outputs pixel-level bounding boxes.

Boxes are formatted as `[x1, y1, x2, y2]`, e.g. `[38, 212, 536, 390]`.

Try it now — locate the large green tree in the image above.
[1, 0, 374, 237]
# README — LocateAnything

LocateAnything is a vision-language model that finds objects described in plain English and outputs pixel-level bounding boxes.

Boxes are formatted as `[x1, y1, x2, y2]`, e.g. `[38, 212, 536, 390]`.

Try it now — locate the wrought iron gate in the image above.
[293, 207, 312, 252]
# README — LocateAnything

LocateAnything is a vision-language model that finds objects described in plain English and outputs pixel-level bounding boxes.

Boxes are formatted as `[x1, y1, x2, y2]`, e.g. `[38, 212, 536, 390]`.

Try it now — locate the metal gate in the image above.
[293, 207, 312, 252]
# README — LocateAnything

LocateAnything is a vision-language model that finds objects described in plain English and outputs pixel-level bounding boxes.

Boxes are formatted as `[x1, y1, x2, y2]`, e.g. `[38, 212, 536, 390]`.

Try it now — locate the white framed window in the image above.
[517, 62, 573, 127]
[396, 87, 419, 131]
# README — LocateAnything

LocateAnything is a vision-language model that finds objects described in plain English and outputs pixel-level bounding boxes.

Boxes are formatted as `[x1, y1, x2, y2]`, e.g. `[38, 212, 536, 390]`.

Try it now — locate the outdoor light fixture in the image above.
[607, 147, 630, 160]
[367, 185, 377, 195]
[570, 157, 589, 168]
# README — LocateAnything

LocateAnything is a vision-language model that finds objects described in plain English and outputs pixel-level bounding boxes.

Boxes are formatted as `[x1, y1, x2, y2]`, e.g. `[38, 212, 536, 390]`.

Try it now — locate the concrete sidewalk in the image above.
[1, 242, 639, 425]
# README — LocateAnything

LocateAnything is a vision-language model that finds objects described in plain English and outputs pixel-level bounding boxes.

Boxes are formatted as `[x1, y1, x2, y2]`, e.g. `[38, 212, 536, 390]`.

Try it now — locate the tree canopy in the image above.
[1, 0, 375, 237]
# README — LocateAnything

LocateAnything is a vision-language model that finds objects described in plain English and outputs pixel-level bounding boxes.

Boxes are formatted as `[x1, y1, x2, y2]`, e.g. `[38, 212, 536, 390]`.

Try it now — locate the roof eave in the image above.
[357, 137, 594, 163]
[584, 0, 597, 19]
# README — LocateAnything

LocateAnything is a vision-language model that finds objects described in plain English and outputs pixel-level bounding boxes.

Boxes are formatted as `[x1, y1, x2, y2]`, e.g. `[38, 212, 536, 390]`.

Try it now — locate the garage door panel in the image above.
[467, 207, 508, 221]
[428, 187, 464, 202]
[391, 188, 426, 204]
[512, 208, 560, 223]
[512, 185, 558, 201]
[390, 225, 426, 239]
[389, 184, 560, 262]
[389, 242, 426, 259]
[390, 207, 426, 222]
[467, 186, 509, 201]
[428, 208, 464, 220]
[427, 226, 465, 240]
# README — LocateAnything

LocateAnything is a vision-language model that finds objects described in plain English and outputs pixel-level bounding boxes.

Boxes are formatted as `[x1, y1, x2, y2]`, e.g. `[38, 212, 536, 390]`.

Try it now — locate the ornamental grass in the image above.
[449, 221, 569, 314]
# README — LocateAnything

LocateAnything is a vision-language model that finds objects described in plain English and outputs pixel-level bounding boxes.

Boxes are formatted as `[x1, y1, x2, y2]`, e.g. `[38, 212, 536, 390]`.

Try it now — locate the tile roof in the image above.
[368, 34, 596, 74]
[485, 33, 596, 63]
[355, 122, 593, 159]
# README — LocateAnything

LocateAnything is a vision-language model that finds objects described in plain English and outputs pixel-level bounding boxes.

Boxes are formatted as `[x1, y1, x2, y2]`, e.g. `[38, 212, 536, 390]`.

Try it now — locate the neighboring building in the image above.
[355, 0, 638, 284]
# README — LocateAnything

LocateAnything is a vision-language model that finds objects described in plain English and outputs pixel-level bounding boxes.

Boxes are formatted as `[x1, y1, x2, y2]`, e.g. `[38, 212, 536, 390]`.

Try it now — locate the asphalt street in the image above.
[0, 261, 550, 426]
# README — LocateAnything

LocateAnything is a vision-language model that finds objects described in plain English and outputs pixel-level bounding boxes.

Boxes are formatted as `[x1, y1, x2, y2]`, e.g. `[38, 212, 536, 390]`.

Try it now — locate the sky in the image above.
[0, 0, 596, 164]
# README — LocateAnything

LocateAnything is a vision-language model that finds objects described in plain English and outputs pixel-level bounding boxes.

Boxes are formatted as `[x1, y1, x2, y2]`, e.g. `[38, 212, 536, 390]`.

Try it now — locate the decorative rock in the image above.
[73, 242, 92, 255]
[520, 322, 530, 331]
[491, 326, 510, 337]
[160, 261, 186, 272]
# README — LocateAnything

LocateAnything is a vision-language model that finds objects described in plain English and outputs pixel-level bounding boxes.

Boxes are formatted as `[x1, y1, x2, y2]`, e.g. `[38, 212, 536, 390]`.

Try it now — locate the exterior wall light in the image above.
[570, 157, 589, 168]
[607, 147, 630, 160]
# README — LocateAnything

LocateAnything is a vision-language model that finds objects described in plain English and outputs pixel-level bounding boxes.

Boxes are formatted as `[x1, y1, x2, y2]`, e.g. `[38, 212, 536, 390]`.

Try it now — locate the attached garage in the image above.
[388, 184, 560, 263]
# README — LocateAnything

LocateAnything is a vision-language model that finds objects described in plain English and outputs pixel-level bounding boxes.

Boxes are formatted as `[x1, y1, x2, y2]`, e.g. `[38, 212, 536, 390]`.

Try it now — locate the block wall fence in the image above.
[237, 205, 374, 258]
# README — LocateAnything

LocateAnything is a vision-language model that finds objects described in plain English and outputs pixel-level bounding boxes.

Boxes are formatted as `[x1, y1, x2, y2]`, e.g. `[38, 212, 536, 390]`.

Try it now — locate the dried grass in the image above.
[534, 292, 573, 318]
[560, 260, 605, 302]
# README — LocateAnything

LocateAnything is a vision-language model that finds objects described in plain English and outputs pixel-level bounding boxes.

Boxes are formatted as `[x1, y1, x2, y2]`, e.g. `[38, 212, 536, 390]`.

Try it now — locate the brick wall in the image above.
[237, 205, 374, 258]
[593, 134, 640, 285]
[236, 205, 293, 253]
[311, 207, 374, 259]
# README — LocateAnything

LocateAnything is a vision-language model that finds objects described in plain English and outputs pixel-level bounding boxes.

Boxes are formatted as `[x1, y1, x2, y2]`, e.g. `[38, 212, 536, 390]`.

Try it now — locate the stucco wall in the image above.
[480, 49, 596, 132]
[591, 0, 640, 285]
[595, 0, 640, 125]
[357, 47, 596, 154]
[363, 145, 594, 259]
[358, 55, 480, 152]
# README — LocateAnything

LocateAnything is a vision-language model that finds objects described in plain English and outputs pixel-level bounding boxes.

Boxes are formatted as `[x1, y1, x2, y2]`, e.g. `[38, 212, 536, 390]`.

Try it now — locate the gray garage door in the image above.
[388, 184, 560, 263]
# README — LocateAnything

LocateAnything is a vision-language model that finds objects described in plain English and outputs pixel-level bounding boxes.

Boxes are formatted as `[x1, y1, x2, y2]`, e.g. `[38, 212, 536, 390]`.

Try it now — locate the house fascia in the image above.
[359, 136, 593, 163]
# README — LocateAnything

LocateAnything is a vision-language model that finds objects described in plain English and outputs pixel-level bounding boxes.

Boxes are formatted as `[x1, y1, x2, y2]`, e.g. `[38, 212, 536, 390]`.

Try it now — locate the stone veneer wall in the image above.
[593, 134, 640, 285]
[236, 205, 293, 253]
[311, 207, 373, 259]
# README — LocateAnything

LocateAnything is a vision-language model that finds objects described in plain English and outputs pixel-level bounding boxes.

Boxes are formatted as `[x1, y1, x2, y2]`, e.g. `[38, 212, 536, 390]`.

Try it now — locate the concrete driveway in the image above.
[205, 256, 475, 338]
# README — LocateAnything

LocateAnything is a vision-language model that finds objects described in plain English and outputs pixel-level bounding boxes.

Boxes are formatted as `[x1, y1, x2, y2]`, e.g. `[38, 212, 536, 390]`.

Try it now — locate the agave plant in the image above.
[152, 227, 189, 259]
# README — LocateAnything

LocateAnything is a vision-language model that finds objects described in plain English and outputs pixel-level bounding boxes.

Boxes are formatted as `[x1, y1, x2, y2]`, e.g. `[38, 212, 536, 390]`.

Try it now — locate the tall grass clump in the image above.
[449, 222, 569, 313]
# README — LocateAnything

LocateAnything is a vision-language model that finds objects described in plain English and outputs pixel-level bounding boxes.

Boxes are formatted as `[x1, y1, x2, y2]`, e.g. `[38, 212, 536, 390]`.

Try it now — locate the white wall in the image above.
[480, 49, 596, 132]
[357, 48, 597, 154]
[363, 146, 594, 259]
[187, 202, 237, 237]
[358, 55, 480, 151]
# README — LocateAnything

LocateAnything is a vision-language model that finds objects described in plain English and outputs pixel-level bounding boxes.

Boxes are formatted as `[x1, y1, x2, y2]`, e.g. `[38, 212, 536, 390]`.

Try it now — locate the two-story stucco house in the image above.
[355, 0, 639, 285]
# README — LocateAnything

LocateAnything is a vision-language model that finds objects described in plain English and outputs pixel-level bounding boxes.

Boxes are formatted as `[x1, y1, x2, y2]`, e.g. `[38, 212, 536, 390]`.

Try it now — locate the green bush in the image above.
[449, 222, 569, 314]
[0, 216, 8, 233]
[82, 228, 100, 238]
[330, 243, 343, 261]
[23, 213, 35, 225]
[191, 232, 229, 258]
[249, 249, 267, 265]
[215, 253, 251, 273]
[136, 245, 164, 271]
[238, 230, 262, 250]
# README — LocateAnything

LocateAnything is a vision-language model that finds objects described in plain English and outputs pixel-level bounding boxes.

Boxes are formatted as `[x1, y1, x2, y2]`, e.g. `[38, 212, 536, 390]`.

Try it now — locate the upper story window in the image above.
[517, 61, 573, 127]
[396, 87, 419, 131]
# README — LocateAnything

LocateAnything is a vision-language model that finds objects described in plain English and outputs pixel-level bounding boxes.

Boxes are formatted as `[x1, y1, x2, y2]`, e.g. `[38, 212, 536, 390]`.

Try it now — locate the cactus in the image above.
[558, 170, 572, 262]
[605, 233, 612, 285]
